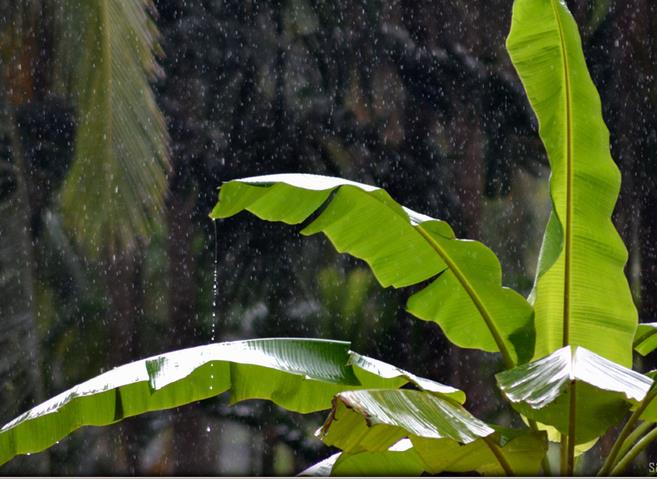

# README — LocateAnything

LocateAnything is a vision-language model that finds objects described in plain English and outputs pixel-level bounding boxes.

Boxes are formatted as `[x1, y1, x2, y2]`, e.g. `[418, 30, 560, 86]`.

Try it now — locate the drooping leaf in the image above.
[0, 338, 460, 466]
[317, 389, 547, 476]
[318, 389, 493, 452]
[58, 0, 170, 255]
[347, 352, 463, 401]
[508, 0, 636, 366]
[303, 432, 547, 477]
[211, 174, 534, 366]
[299, 440, 426, 476]
[412, 427, 548, 476]
[634, 323, 657, 356]
[496, 345, 652, 444]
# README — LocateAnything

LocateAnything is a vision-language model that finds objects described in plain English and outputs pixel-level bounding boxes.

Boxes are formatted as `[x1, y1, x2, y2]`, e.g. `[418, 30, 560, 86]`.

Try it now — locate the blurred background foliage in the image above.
[0, 0, 656, 474]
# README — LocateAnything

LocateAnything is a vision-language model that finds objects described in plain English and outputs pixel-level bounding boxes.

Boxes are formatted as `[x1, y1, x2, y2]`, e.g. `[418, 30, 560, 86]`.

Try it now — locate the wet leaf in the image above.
[0, 338, 460, 466]
[211, 174, 534, 366]
[496, 346, 652, 443]
[508, 0, 637, 367]
[412, 427, 547, 476]
[299, 441, 426, 476]
[317, 389, 547, 476]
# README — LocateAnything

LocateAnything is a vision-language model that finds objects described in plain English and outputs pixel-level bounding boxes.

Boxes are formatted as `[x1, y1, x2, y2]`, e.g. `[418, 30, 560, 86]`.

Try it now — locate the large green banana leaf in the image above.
[496, 345, 652, 444]
[411, 428, 548, 476]
[302, 432, 546, 477]
[0, 338, 461, 466]
[299, 443, 426, 476]
[508, 0, 636, 366]
[317, 389, 547, 476]
[211, 174, 534, 366]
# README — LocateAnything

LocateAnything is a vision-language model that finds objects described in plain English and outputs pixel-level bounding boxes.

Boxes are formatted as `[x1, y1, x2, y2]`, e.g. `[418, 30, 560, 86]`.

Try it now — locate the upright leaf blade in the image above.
[0, 338, 458, 466]
[508, 0, 636, 366]
[211, 174, 534, 365]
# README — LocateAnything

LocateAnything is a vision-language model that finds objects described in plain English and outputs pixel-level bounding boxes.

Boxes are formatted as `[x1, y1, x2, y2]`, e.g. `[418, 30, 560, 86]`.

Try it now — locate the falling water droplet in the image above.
[206, 426, 211, 432]
[211, 220, 219, 342]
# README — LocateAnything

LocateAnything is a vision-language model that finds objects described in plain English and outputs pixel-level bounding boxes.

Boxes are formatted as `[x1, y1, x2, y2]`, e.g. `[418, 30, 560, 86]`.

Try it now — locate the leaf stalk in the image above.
[482, 436, 515, 476]
[609, 425, 657, 476]
[598, 387, 657, 476]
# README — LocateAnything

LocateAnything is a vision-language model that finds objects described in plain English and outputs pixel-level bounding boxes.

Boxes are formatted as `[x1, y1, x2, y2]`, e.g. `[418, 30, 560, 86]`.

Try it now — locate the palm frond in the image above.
[58, 0, 170, 255]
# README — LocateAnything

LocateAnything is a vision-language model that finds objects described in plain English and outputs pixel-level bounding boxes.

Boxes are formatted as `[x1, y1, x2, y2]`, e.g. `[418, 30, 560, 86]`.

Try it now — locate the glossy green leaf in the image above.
[412, 428, 548, 476]
[347, 352, 464, 402]
[634, 323, 657, 356]
[508, 0, 636, 366]
[299, 441, 426, 476]
[0, 338, 460, 466]
[58, 0, 170, 254]
[496, 345, 652, 443]
[211, 174, 534, 366]
[317, 389, 547, 476]
[318, 389, 493, 451]
[304, 432, 547, 477]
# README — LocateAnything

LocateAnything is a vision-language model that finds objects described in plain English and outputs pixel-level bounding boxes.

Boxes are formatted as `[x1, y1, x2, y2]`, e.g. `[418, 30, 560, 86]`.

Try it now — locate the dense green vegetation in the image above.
[3, 0, 657, 476]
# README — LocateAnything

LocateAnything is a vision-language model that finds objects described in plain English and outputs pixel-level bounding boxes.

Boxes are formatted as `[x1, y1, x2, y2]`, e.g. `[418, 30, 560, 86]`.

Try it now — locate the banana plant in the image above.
[1, 0, 657, 476]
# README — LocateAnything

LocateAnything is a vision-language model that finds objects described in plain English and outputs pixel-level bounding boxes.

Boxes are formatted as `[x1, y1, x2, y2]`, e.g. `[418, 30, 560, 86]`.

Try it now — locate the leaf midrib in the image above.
[550, 0, 574, 348]
[414, 224, 514, 368]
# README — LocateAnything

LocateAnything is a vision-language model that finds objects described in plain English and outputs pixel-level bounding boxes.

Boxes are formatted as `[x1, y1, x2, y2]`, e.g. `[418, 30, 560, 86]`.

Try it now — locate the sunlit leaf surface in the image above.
[508, 0, 636, 367]
[299, 440, 426, 476]
[496, 345, 652, 443]
[317, 389, 547, 476]
[0, 338, 460, 466]
[211, 174, 534, 366]
[413, 427, 547, 476]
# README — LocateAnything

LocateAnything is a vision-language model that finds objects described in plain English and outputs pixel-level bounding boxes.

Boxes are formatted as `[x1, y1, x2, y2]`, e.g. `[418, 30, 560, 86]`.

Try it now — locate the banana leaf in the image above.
[211, 174, 534, 366]
[412, 427, 547, 476]
[507, 0, 636, 367]
[299, 440, 426, 476]
[317, 389, 547, 475]
[0, 338, 460, 466]
[496, 345, 652, 444]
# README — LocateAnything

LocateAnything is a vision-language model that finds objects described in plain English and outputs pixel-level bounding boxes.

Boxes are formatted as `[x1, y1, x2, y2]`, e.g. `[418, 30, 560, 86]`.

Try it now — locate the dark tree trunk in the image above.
[166, 176, 214, 474]
[105, 252, 144, 474]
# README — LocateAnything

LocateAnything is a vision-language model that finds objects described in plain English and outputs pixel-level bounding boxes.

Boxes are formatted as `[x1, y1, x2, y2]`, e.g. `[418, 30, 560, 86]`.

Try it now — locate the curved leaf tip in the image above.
[0, 337, 461, 466]
[211, 173, 535, 366]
